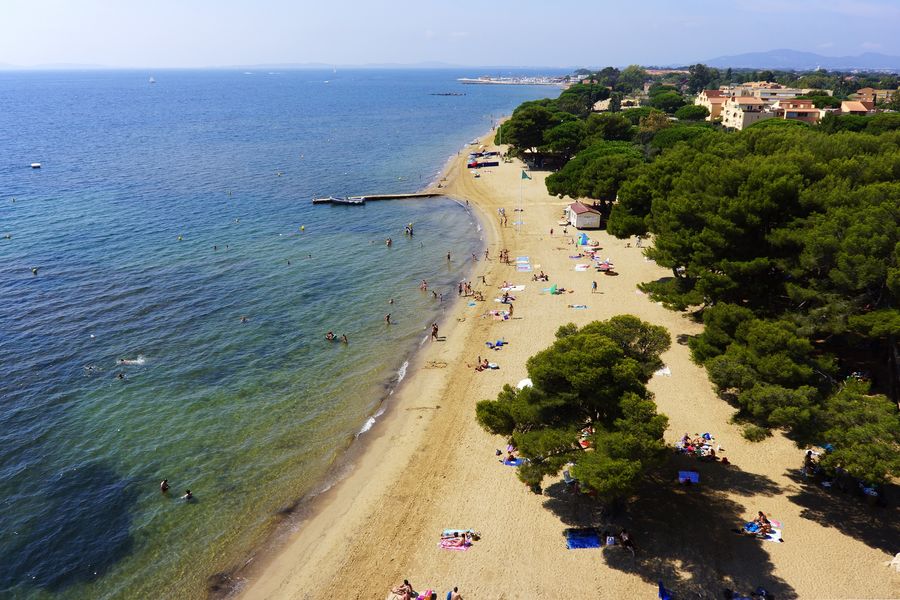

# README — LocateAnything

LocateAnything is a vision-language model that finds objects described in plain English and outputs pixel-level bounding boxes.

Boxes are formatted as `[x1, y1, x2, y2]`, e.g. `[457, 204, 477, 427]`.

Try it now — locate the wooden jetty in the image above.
[312, 192, 441, 205]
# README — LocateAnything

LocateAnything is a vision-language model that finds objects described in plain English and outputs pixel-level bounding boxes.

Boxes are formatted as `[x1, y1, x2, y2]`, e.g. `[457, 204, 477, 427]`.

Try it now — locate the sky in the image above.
[1, 0, 899, 68]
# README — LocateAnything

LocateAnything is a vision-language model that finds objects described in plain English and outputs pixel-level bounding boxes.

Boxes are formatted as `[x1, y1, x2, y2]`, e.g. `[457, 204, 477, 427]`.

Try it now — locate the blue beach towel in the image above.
[565, 528, 601, 549]
[502, 458, 525, 466]
[679, 471, 700, 484]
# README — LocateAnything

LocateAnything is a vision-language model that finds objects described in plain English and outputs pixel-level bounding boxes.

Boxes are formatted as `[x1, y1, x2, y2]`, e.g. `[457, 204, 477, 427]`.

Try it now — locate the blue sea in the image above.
[0, 69, 559, 599]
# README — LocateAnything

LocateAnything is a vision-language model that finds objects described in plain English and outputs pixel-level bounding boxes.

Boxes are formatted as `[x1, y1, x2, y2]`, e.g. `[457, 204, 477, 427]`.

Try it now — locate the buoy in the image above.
[177, 235, 183, 241]
[300, 225, 305, 231]
[31, 267, 38, 275]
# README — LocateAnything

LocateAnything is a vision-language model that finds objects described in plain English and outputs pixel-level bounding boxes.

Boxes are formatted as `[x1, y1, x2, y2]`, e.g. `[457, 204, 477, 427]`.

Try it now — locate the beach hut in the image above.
[565, 202, 602, 230]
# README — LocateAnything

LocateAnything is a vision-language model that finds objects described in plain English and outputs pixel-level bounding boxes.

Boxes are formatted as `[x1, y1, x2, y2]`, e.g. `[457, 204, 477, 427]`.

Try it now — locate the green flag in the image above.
[521, 170, 531, 180]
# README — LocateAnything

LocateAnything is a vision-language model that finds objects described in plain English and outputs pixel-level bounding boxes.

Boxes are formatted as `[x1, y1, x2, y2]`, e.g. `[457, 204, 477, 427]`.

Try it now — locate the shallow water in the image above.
[0, 69, 559, 598]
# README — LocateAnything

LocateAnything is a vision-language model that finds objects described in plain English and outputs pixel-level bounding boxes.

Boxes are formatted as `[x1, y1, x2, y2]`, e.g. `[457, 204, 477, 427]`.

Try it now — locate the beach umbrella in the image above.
[516, 378, 533, 389]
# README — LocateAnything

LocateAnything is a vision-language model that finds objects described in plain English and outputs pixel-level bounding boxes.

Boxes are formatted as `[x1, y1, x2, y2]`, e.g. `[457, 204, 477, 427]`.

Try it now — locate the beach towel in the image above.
[678, 471, 700, 484]
[515, 256, 530, 262]
[565, 528, 601, 549]
[743, 522, 784, 543]
[574, 264, 590, 272]
[500, 285, 525, 292]
[502, 457, 526, 466]
[516, 265, 532, 272]
[568, 304, 588, 309]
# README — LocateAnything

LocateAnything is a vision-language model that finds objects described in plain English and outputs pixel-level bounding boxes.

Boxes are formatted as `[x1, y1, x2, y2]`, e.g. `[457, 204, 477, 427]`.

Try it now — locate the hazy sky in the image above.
[2, 0, 899, 68]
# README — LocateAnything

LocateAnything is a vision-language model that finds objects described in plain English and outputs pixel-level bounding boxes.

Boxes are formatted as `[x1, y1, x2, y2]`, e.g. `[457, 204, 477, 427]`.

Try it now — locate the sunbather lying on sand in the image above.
[390, 579, 415, 600]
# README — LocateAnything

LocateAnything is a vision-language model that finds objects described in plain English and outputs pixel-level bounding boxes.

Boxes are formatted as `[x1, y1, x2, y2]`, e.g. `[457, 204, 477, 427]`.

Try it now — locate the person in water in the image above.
[325, 331, 336, 341]
[160, 479, 169, 493]
[182, 489, 193, 501]
[385, 314, 392, 324]
[341, 334, 348, 344]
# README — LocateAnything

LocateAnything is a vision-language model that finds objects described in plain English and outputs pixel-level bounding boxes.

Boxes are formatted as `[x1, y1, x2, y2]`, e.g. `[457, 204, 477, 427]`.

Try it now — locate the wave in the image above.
[397, 360, 409, 383]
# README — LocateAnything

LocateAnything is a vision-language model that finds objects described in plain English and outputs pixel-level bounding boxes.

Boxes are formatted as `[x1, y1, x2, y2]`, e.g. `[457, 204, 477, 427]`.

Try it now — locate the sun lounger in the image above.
[563, 469, 577, 486]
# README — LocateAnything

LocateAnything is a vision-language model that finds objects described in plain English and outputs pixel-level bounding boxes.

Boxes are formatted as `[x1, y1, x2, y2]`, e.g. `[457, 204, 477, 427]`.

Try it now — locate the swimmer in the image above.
[341, 334, 348, 344]
[214, 245, 218, 250]
[432, 290, 437, 299]
[385, 314, 392, 324]
[160, 479, 170, 493]
[240, 316, 248, 323]
[447, 252, 451, 261]
[389, 298, 394, 305]
[325, 331, 336, 341]
[117, 372, 126, 380]
[182, 489, 193, 501]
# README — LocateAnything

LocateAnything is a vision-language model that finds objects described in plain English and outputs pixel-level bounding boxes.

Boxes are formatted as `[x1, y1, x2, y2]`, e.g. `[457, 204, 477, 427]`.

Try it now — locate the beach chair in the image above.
[562, 469, 577, 486]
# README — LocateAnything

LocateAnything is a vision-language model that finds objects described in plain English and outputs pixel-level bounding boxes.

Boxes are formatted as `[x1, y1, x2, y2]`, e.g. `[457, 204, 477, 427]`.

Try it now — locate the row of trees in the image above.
[476, 317, 671, 502]
[604, 124, 900, 484]
[499, 79, 900, 487]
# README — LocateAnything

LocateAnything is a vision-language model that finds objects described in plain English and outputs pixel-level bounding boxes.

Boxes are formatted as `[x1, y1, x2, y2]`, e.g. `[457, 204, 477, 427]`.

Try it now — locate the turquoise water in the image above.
[0, 69, 559, 599]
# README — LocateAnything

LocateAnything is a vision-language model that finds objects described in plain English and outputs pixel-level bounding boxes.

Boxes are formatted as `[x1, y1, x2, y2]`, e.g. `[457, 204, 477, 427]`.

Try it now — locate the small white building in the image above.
[565, 201, 602, 229]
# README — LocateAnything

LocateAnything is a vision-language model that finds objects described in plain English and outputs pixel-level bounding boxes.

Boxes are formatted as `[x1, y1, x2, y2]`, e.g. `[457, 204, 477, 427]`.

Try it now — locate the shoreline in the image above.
[214, 137, 493, 598]
[236, 122, 898, 600]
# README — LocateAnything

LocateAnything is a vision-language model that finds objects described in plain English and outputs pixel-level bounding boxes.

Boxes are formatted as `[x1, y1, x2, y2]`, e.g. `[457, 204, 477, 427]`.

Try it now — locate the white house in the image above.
[565, 202, 602, 229]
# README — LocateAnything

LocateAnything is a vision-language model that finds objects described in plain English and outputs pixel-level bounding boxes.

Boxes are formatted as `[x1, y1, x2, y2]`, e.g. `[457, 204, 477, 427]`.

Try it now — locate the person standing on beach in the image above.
[431, 323, 439, 341]
[458, 282, 463, 296]
[508, 303, 514, 318]
[447, 586, 462, 599]
[591, 281, 597, 294]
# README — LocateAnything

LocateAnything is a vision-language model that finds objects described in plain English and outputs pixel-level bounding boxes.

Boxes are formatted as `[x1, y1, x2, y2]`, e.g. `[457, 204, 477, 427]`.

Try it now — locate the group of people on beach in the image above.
[498, 249, 511, 264]
[390, 580, 462, 600]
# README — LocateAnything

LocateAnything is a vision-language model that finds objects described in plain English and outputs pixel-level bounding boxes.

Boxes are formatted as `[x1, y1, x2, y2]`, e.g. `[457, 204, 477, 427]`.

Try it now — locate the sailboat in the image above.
[149, 76, 156, 84]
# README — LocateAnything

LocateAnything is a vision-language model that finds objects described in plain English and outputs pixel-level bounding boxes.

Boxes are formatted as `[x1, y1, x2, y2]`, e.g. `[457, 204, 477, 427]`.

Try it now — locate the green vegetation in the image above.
[498, 66, 900, 486]
[476, 317, 670, 502]
[606, 125, 900, 484]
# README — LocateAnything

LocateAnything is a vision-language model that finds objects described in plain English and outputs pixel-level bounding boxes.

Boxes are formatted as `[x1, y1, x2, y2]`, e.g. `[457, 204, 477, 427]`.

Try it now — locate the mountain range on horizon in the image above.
[700, 49, 900, 71]
[1, 49, 900, 73]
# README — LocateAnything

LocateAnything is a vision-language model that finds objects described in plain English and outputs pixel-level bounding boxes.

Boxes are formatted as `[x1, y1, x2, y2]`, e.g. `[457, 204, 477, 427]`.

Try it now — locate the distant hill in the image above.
[703, 49, 900, 71]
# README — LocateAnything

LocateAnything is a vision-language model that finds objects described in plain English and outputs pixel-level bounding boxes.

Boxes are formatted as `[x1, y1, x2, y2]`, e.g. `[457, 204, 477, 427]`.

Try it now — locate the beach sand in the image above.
[238, 131, 899, 599]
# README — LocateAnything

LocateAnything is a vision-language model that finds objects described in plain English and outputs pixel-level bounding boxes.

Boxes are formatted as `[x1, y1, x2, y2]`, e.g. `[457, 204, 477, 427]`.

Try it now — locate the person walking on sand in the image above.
[431, 323, 439, 341]
[591, 280, 597, 294]
[508, 303, 514, 318]
[550, 228, 554, 236]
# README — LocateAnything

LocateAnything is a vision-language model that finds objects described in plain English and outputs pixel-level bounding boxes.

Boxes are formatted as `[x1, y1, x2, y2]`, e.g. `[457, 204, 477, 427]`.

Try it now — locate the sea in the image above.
[0, 68, 560, 599]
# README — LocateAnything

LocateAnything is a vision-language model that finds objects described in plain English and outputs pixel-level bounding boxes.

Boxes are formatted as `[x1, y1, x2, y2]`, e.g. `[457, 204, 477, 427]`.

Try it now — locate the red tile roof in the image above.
[569, 202, 600, 215]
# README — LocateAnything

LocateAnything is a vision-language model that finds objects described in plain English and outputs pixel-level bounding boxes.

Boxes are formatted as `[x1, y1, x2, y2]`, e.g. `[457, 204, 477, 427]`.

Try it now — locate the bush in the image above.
[741, 424, 771, 442]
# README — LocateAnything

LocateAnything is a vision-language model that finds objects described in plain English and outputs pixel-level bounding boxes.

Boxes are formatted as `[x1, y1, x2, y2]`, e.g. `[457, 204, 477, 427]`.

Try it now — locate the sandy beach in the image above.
[238, 130, 899, 600]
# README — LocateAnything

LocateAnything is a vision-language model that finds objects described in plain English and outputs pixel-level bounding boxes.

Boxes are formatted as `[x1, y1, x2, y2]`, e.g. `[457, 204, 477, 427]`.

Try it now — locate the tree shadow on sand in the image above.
[543, 456, 797, 599]
[785, 471, 899, 555]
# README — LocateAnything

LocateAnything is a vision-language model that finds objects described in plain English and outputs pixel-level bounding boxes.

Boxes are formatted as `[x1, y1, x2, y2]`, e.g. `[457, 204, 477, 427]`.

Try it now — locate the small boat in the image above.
[30, 163, 41, 169]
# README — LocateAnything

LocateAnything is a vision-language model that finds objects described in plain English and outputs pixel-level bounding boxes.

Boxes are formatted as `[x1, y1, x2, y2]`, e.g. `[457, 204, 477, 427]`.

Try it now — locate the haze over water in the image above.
[0, 69, 559, 598]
